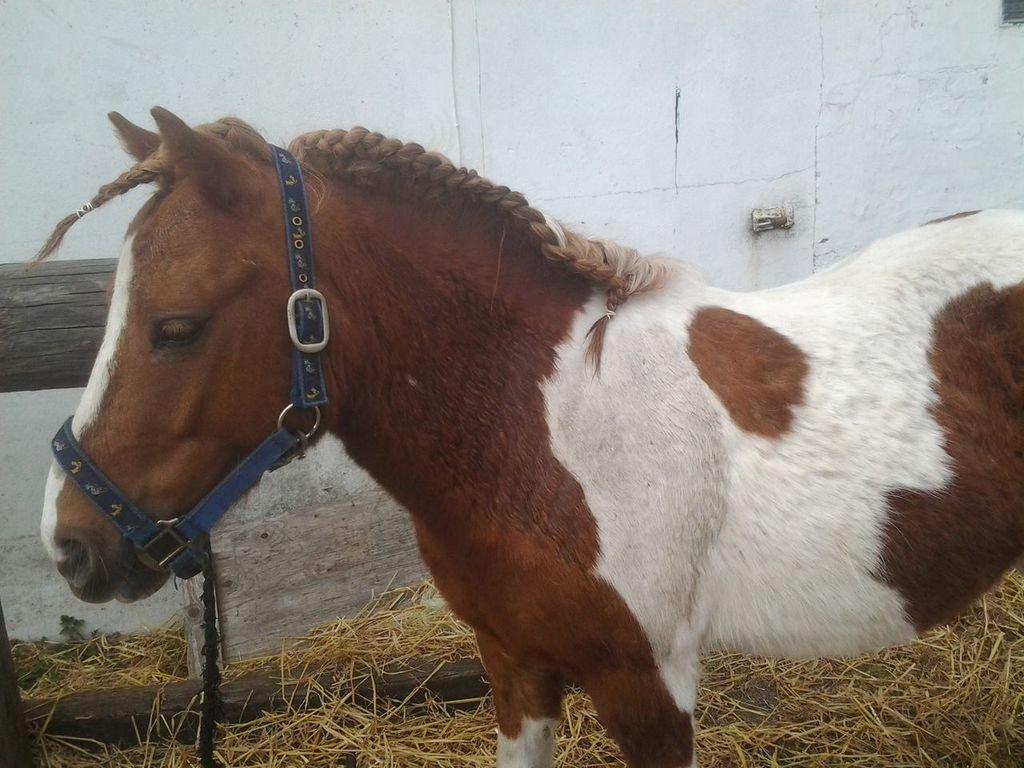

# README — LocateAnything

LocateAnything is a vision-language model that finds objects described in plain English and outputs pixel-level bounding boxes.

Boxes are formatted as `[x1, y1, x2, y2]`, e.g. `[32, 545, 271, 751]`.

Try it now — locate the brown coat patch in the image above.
[879, 282, 1024, 631]
[687, 307, 809, 437]
[323, 185, 693, 765]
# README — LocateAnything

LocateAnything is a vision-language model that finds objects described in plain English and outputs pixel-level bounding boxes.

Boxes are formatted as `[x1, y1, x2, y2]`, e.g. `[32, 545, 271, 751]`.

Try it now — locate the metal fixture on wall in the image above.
[751, 205, 795, 233]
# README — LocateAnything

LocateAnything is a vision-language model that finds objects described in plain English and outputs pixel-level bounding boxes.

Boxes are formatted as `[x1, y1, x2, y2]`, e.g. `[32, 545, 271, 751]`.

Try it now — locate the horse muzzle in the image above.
[55, 533, 168, 604]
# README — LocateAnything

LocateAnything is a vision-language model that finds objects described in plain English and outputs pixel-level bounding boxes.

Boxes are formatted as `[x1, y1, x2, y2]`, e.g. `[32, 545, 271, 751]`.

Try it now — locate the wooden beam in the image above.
[1, 598, 36, 768]
[23, 657, 486, 748]
[0, 259, 114, 393]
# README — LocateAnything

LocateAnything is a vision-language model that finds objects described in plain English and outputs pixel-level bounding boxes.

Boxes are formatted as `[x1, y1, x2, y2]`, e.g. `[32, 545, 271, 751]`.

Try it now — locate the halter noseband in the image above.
[50, 147, 329, 580]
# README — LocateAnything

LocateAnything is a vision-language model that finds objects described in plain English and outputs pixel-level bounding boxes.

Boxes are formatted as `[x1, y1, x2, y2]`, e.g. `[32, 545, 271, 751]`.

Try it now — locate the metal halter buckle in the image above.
[139, 518, 190, 570]
[286, 288, 329, 353]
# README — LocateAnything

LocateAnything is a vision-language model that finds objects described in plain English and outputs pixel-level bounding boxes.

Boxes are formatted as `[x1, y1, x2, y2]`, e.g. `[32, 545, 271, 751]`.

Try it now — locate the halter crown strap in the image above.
[272, 147, 329, 409]
[51, 146, 329, 580]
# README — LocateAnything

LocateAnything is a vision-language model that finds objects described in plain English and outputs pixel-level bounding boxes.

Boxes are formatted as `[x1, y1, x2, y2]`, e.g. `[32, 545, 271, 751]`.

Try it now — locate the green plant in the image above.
[59, 614, 86, 643]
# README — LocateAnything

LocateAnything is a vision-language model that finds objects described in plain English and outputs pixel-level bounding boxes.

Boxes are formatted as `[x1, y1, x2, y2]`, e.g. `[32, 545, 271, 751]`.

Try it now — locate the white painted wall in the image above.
[1, 0, 1021, 638]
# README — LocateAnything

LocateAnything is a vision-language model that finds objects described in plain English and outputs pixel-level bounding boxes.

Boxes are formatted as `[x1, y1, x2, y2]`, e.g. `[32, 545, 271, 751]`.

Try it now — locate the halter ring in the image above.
[277, 403, 321, 440]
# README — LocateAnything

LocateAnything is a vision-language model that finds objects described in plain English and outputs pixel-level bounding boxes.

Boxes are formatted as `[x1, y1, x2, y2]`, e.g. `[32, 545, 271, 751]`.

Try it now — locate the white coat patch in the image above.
[542, 212, 1024, 698]
[41, 464, 66, 562]
[73, 235, 136, 438]
[40, 236, 135, 561]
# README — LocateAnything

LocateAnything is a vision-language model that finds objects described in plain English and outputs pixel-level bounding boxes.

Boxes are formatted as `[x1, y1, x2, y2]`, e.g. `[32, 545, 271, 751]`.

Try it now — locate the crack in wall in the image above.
[812, 0, 826, 272]
[447, 0, 463, 167]
[534, 167, 813, 204]
[674, 85, 681, 192]
[473, 0, 485, 174]
[447, 0, 485, 172]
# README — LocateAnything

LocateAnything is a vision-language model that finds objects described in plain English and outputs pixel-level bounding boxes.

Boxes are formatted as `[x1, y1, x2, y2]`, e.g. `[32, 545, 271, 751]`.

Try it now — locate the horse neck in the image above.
[312, 183, 591, 525]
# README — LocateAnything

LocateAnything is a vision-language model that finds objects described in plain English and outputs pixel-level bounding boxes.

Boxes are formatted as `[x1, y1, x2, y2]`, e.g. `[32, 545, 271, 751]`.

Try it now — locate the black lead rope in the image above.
[198, 545, 222, 768]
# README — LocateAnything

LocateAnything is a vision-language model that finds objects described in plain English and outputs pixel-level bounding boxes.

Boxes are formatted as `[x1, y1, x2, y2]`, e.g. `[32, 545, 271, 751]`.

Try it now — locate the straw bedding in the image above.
[15, 575, 1024, 767]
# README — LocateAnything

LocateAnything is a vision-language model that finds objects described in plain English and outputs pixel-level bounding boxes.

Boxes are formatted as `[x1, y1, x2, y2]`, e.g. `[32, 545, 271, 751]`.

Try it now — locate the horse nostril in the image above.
[56, 537, 91, 586]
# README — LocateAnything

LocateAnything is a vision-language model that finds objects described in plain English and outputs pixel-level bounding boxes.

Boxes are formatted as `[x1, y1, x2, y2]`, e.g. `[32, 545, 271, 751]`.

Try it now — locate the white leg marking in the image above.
[660, 629, 700, 767]
[41, 463, 67, 562]
[660, 630, 699, 714]
[497, 716, 557, 768]
[72, 235, 135, 438]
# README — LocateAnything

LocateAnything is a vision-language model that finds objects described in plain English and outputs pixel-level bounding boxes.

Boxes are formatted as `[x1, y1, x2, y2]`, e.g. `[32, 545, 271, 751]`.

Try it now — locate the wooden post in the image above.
[0, 598, 35, 768]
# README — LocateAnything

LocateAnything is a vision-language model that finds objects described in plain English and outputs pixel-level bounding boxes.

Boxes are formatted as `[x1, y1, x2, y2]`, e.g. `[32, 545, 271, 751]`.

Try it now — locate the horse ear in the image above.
[149, 106, 254, 211]
[108, 112, 160, 161]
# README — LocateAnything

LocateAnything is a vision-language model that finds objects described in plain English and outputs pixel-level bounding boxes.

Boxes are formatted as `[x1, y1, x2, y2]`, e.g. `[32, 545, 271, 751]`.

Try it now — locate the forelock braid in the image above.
[33, 117, 267, 264]
[33, 160, 162, 262]
[289, 127, 667, 369]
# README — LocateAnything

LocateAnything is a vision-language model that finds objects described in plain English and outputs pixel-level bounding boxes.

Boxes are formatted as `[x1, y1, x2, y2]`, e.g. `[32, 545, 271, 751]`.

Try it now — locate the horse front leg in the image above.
[476, 630, 565, 768]
[581, 648, 700, 768]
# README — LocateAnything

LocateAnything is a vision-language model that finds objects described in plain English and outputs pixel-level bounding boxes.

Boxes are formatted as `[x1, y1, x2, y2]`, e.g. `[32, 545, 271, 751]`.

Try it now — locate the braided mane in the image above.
[35, 117, 667, 367]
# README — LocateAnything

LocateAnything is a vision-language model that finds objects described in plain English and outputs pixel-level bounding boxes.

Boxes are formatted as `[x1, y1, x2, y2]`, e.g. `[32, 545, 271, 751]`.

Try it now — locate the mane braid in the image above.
[33, 117, 666, 369]
[32, 161, 161, 263]
[31, 117, 265, 264]
[288, 127, 668, 370]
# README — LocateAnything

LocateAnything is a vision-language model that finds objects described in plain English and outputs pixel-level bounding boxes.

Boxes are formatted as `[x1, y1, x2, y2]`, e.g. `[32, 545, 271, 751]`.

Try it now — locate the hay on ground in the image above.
[16, 575, 1024, 767]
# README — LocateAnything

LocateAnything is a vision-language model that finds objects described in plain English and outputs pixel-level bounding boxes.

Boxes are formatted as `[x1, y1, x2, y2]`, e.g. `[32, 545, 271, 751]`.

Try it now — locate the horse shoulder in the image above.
[543, 274, 729, 660]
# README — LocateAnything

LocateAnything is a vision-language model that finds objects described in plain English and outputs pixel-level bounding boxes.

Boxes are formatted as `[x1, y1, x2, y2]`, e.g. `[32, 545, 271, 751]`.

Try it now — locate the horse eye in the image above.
[153, 318, 206, 349]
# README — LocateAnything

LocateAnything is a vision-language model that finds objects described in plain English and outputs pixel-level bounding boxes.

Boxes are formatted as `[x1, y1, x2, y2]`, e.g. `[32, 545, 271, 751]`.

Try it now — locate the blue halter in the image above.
[50, 146, 329, 580]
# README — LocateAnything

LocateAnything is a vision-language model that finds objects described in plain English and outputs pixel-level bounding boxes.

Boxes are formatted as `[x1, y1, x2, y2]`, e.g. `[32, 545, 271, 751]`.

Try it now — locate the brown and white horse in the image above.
[38, 109, 1024, 768]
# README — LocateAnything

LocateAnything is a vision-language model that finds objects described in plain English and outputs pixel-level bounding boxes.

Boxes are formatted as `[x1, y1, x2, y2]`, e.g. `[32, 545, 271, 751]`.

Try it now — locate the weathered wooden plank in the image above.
[23, 657, 486, 748]
[184, 485, 429, 669]
[182, 577, 223, 681]
[1, 598, 36, 768]
[0, 259, 114, 392]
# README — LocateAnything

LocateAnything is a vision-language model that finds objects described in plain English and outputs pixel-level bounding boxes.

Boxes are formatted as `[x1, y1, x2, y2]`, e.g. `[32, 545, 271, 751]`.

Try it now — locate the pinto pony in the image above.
[38, 108, 1024, 768]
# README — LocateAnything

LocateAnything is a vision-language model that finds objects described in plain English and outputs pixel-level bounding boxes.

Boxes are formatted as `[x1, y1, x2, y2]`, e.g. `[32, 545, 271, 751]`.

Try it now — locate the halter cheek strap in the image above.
[50, 146, 328, 580]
